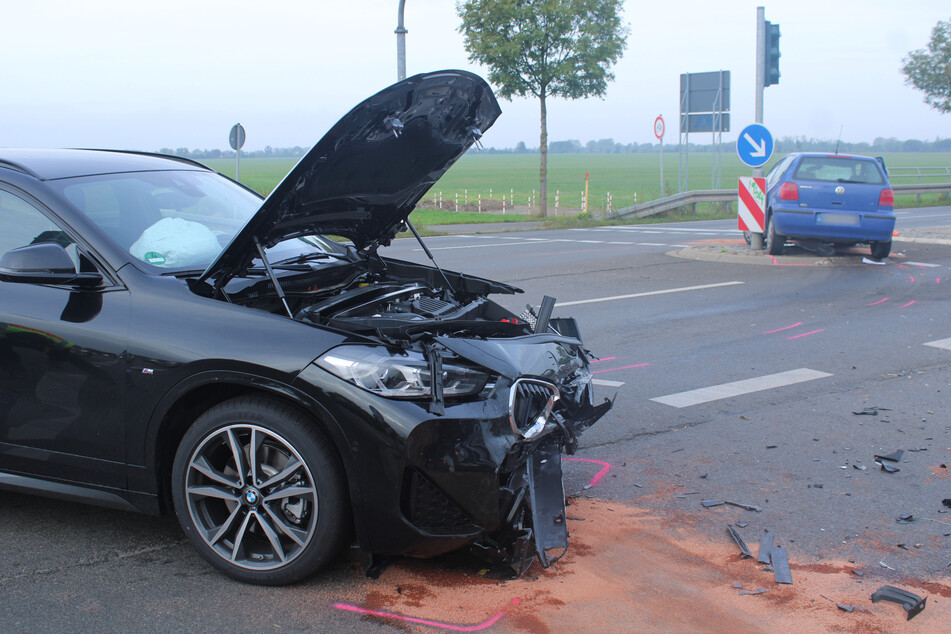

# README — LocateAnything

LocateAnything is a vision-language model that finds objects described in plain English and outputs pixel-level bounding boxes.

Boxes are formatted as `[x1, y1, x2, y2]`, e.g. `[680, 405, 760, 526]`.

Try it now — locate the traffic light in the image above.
[764, 21, 781, 87]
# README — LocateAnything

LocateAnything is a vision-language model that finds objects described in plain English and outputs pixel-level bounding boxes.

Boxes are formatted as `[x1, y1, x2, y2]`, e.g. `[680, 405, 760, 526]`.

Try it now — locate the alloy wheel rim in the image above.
[184, 424, 318, 571]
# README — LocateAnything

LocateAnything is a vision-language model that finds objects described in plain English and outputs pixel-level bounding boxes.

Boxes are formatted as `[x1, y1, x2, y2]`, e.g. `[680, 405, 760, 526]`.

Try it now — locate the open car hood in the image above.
[201, 70, 501, 285]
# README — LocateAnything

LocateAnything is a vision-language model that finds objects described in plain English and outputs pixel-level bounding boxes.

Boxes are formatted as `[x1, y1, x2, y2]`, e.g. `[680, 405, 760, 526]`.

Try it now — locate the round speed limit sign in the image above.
[653, 115, 665, 140]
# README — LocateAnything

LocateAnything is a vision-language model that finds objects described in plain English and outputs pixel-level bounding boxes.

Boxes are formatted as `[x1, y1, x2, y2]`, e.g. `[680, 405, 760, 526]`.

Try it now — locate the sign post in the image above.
[654, 115, 665, 196]
[229, 123, 246, 181]
[736, 123, 773, 249]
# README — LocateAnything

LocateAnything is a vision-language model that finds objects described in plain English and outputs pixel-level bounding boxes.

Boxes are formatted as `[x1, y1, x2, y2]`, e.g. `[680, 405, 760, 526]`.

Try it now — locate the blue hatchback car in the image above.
[762, 153, 895, 258]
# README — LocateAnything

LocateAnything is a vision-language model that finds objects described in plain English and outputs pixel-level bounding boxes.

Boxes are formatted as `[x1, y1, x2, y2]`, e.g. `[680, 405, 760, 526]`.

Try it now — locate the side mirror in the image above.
[0, 242, 102, 287]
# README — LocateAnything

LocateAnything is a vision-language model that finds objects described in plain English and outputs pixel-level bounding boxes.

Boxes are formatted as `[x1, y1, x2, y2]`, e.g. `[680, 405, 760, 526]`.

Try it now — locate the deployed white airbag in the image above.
[130, 217, 220, 267]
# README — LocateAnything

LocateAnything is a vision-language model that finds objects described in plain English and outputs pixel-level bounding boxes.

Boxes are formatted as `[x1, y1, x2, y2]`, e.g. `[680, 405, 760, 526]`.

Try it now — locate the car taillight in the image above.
[879, 188, 894, 207]
[779, 182, 798, 201]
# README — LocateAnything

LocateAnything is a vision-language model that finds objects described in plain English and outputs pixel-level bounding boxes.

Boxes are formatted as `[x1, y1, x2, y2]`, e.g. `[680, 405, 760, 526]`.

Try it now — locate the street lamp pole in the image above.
[396, 0, 407, 80]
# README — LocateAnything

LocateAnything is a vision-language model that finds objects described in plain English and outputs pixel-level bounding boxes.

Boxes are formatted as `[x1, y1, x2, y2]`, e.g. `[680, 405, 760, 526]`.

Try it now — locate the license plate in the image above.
[817, 212, 860, 226]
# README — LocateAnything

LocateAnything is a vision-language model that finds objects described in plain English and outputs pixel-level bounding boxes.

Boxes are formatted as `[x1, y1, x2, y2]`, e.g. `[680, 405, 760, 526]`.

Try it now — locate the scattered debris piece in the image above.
[862, 257, 886, 266]
[908, 447, 928, 452]
[897, 544, 909, 550]
[820, 595, 855, 612]
[739, 588, 769, 595]
[766, 445, 777, 449]
[726, 501, 763, 512]
[875, 450, 904, 463]
[852, 570, 864, 577]
[757, 530, 774, 564]
[942, 499, 951, 509]
[727, 525, 753, 559]
[879, 561, 895, 570]
[732, 582, 743, 589]
[878, 462, 900, 473]
[853, 464, 867, 471]
[853, 407, 889, 415]
[735, 522, 749, 528]
[871, 585, 927, 621]
[772, 545, 793, 584]
[896, 513, 915, 523]
[702, 499, 725, 508]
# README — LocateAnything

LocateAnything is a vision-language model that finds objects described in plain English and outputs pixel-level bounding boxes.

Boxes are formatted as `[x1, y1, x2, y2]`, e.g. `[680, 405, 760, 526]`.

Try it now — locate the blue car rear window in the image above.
[792, 157, 885, 185]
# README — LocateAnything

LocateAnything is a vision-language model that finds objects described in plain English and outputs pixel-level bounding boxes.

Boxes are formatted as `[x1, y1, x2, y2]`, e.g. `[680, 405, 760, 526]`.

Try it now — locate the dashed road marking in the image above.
[650, 368, 833, 408]
[592, 378, 625, 387]
[905, 261, 941, 268]
[556, 281, 744, 308]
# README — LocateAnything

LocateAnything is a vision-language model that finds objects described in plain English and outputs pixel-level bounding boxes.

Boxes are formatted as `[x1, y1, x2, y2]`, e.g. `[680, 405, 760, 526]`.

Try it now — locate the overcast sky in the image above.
[1, 0, 947, 152]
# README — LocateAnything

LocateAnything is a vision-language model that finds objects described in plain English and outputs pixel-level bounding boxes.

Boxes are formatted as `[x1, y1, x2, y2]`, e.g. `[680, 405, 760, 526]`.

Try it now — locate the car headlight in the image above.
[315, 345, 489, 399]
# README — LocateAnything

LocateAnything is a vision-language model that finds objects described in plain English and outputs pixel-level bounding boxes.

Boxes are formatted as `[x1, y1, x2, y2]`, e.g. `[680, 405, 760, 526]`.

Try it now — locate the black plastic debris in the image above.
[875, 450, 904, 463]
[726, 501, 762, 512]
[897, 513, 915, 523]
[727, 525, 753, 559]
[942, 499, 951, 509]
[852, 570, 864, 577]
[772, 545, 793, 584]
[757, 530, 774, 564]
[733, 582, 743, 589]
[736, 522, 749, 528]
[702, 499, 725, 508]
[837, 603, 854, 612]
[908, 447, 928, 452]
[853, 407, 887, 416]
[878, 462, 900, 473]
[871, 585, 927, 621]
[739, 588, 769, 595]
[852, 464, 867, 471]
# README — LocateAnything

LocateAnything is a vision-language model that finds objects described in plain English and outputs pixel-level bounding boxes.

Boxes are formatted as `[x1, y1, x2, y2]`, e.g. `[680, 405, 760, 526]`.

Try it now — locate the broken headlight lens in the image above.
[316, 345, 489, 399]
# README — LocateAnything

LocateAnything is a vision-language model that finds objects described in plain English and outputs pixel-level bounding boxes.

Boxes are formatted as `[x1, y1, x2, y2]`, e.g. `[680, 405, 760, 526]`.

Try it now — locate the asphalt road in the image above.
[3, 208, 951, 631]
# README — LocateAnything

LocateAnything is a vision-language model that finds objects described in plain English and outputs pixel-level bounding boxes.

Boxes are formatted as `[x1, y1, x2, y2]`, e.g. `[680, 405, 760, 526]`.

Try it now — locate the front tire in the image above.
[765, 213, 785, 255]
[171, 396, 348, 585]
[870, 240, 892, 259]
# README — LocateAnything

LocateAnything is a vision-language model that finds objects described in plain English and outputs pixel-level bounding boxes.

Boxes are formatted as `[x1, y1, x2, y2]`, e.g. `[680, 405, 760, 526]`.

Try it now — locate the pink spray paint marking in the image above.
[909, 276, 916, 283]
[589, 357, 616, 364]
[866, 298, 889, 306]
[937, 278, 941, 284]
[898, 300, 916, 308]
[591, 363, 649, 374]
[333, 598, 521, 632]
[564, 457, 612, 487]
[763, 322, 803, 334]
[765, 255, 812, 266]
[898, 264, 909, 269]
[786, 329, 824, 340]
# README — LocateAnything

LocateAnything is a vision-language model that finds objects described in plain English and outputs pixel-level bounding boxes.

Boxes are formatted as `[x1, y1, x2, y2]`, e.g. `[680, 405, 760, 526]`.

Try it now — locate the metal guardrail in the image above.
[611, 183, 951, 220]
[887, 166, 951, 184]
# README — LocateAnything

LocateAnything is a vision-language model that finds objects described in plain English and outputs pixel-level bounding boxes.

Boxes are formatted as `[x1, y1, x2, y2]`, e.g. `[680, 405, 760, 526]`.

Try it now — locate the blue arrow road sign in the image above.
[737, 123, 774, 167]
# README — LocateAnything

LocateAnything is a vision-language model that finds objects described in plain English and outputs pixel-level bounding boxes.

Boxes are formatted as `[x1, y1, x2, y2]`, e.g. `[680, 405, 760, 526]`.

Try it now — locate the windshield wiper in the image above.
[273, 251, 350, 266]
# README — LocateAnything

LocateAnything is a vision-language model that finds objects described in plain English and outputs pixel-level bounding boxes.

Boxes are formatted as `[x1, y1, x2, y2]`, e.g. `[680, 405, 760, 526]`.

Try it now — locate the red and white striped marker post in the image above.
[738, 177, 766, 235]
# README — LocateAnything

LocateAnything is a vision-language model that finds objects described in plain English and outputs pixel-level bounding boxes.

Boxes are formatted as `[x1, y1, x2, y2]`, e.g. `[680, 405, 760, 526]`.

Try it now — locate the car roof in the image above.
[0, 148, 211, 180]
[785, 152, 878, 161]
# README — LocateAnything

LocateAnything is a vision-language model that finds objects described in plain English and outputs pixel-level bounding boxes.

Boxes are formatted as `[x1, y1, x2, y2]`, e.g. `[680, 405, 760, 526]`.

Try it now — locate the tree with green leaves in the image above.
[457, 0, 627, 217]
[902, 17, 951, 114]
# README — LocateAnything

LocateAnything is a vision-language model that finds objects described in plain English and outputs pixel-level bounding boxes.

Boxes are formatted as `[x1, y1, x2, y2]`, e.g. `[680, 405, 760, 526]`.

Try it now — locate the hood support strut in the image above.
[406, 219, 455, 297]
[254, 236, 293, 318]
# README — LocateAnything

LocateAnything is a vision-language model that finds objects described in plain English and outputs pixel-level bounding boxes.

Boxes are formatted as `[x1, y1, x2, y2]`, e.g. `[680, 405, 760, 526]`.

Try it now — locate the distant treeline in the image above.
[159, 136, 951, 159]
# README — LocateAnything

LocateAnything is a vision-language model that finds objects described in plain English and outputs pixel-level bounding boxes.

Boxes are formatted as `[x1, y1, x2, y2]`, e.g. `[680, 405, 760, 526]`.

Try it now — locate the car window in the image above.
[765, 155, 793, 189]
[0, 189, 77, 263]
[792, 157, 885, 184]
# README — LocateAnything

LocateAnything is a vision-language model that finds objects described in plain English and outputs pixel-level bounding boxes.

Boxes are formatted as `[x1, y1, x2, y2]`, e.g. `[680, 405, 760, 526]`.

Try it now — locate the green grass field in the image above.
[203, 152, 951, 219]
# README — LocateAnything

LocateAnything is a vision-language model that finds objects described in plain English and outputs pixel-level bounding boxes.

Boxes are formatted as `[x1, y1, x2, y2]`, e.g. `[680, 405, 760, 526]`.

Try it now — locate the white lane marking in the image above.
[637, 242, 668, 246]
[608, 241, 635, 245]
[924, 338, 951, 351]
[418, 240, 556, 251]
[905, 261, 941, 268]
[556, 281, 744, 307]
[671, 244, 690, 248]
[651, 369, 833, 408]
[593, 378, 625, 387]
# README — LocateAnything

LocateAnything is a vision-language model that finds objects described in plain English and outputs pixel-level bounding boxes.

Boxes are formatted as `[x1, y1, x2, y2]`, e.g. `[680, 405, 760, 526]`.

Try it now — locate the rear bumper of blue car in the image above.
[771, 205, 895, 243]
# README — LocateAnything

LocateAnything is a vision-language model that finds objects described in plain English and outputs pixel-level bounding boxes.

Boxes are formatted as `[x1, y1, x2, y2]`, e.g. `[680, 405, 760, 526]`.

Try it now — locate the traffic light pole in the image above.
[750, 6, 766, 250]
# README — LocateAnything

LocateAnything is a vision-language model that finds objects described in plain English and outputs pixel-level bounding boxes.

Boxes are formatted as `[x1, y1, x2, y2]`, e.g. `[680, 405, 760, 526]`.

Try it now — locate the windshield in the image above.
[50, 170, 344, 270]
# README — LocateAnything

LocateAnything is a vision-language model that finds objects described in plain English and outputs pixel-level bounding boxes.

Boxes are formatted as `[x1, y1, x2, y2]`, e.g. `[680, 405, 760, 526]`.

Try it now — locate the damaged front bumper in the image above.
[300, 319, 612, 578]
